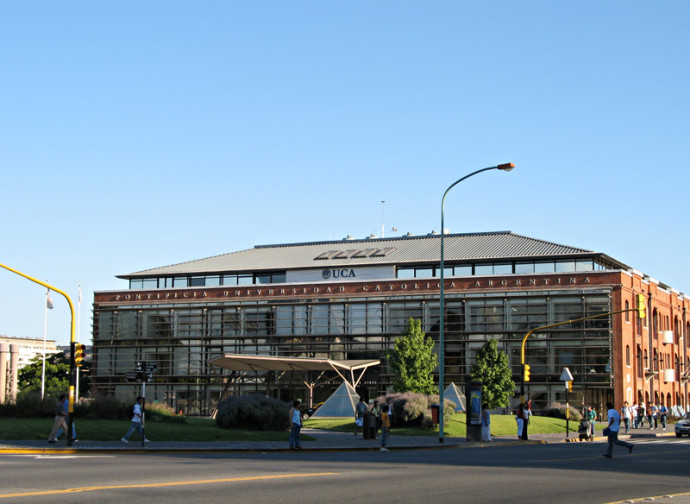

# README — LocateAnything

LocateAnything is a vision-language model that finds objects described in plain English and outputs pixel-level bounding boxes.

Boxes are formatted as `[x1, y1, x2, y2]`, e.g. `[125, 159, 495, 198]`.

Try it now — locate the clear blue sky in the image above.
[2, 2, 689, 345]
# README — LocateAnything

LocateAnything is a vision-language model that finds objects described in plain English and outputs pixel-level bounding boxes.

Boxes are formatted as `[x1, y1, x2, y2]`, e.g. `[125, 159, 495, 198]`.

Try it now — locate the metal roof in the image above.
[119, 231, 620, 279]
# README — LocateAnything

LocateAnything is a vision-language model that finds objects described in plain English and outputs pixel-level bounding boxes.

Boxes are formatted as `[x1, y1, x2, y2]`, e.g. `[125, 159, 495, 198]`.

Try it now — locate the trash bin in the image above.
[431, 404, 440, 425]
[362, 413, 377, 439]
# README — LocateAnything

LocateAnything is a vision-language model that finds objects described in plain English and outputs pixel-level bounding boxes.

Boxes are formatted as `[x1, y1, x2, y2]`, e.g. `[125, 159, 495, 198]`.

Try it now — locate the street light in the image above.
[438, 162, 515, 443]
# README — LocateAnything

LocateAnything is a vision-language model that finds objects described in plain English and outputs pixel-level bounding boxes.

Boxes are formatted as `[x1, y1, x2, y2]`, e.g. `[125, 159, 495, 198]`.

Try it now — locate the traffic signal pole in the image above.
[520, 307, 644, 404]
[0, 263, 77, 446]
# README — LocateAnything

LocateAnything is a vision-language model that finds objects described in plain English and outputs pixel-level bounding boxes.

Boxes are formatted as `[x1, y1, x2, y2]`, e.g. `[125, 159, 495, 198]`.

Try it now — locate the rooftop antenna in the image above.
[381, 201, 385, 238]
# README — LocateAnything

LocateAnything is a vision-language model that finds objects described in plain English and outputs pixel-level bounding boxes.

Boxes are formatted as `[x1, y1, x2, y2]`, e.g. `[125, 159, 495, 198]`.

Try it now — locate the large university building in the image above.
[92, 231, 690, 416]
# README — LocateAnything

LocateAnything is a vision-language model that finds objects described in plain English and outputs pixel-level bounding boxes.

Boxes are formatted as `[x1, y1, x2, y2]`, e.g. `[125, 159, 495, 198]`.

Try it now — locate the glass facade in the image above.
[93, 287, 613, 415]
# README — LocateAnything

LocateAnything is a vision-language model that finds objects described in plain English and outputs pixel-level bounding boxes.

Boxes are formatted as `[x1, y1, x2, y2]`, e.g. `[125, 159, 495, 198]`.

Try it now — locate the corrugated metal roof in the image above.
[119, 231, 611, 279]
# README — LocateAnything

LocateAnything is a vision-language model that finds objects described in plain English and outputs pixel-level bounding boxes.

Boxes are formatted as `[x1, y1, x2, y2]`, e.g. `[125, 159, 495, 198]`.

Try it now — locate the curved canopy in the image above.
[208, 354, 380, 388]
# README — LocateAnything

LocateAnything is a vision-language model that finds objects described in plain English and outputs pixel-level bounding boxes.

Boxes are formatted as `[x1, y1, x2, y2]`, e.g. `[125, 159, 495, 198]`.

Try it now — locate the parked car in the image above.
[301, 401, 324, 418]
[675, 412, 690, 437]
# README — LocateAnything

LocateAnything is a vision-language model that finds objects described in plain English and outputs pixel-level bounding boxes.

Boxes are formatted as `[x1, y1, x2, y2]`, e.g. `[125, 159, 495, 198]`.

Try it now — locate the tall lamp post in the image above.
[438, 162, 515, 443]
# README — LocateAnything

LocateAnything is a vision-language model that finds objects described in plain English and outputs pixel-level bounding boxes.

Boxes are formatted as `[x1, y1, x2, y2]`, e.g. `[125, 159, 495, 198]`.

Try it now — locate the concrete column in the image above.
[0, 343, 7, 404]
[9, 344, 19, 402]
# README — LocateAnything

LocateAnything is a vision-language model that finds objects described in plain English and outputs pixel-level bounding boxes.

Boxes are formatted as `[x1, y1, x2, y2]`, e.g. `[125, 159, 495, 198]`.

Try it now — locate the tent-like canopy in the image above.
[208, 354, 380, 388]
[208, 354, 380, 412]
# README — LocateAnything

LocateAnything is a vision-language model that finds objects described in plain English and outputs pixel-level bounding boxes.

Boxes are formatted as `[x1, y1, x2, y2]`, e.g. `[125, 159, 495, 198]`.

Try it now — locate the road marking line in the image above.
[0, 472, 340, 500]
[602, 490, 690, 504]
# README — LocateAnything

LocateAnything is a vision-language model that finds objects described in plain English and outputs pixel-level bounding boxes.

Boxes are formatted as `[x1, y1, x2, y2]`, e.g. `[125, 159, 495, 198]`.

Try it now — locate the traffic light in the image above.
[567, 380, 573, 392]
[636, 294, 646, 319]
[523, 363, 531, 382]
[74, 344, 86, 367]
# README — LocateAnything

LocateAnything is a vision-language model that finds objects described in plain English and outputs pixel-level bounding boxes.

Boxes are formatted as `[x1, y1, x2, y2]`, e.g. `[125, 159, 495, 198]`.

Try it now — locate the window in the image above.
[515, 262, 535, 274]
[625, 301, 630, 322]
[626, 345, 631, 366]
[475, 264, 493, 275]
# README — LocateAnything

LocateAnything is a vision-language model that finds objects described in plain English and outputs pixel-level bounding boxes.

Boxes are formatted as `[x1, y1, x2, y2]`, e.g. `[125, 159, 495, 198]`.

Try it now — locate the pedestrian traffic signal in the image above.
[636, 294, 646, 319]
[523, 363, 531, 382]
[74, 344, 86, 367]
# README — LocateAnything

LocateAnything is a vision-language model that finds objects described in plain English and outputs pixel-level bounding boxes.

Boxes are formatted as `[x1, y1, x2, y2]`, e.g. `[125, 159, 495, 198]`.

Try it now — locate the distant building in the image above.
[1, 335, 59, 403]
[0, 335, 59, 369]
[92, 231, 690, 416]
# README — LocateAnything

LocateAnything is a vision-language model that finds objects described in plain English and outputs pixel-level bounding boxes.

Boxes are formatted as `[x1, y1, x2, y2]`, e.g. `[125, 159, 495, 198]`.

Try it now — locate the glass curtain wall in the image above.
[93, 289, 613, 414]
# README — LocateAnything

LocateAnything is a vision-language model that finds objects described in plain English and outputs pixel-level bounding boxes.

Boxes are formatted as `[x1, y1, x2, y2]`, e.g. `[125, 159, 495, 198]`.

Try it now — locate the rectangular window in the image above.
[575, 259, 594, 272]
[535, 261, 555, 273]
[142, 278, 158, 289]
[173, 277, 188, 288]
[494, 263, 512, 274]
[189, 276, 205, 287]
[454, 265, 472, 276]
[555, 261, 576, 273]
[475, 264, 493, 275]
[205, 276, 221, 287]
[515, 262, 535, 274]
[397, 268, 415, 279]
[348, 304, 367, 335]
[415, 268, 433, 278]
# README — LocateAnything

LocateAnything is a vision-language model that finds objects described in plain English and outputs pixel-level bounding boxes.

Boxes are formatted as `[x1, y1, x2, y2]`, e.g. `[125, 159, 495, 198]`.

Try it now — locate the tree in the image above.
[386, 318, 437, 394]
[470, 340, 515, 409]
[18, 352, 91, 397]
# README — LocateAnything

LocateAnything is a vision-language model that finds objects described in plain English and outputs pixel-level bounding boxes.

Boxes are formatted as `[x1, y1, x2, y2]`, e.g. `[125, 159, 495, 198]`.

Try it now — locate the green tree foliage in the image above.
[18, 352, 91, 397]
[386, 318, 437, 394]
[470, 340, 515, 409]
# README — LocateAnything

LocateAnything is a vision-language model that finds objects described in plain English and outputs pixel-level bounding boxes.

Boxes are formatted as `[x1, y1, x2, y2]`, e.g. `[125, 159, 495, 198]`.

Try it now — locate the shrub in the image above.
[145, 401, 186, 423]
[76, 396, 131, 420]
[216, 394, 291, 431]
[543, 402, 582, 422]
[374, 392, 454, 429]
[0, 391, 57, 418]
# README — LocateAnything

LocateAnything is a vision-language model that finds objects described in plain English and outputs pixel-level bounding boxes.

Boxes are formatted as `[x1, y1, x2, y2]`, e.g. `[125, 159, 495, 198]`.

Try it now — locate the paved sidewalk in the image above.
[0, 429, 554, 454]
[0, 428, 674, 454]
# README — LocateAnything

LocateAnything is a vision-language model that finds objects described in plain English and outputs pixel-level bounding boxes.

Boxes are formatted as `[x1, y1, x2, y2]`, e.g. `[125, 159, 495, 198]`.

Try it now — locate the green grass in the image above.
[0, 414, 601, 442]
[304, 414, 583, 437]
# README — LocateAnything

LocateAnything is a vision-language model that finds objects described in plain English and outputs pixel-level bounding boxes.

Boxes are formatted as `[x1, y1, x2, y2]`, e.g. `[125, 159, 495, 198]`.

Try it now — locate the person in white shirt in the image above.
[621, 401, 632, 433]
[603, 402, 633, 458]
[121, 397, 150, 443]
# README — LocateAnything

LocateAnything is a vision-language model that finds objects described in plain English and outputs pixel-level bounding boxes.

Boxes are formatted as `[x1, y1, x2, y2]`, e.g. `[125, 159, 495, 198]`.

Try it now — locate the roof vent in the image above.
[429, 230, 439, 235]
[405, 232, 415, 237]
[368, 234, 377, 239]
[343, 235, 355, 240]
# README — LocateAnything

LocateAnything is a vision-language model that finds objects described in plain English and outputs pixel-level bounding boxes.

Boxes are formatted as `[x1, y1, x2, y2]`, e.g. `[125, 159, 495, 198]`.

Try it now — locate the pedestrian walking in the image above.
[650, 404, 658, 429]
[659, 403, 668, 430]
[621, 401, 632, 433]
[587, 406, 597, 438]
[603, 402, 634, 458]
[48, 394, 77, 443]
[354, 396, 367, 436]
[121, 396, 150, 443]
[380, 404, 391, 451]
[288, 400, 302, 450]
[637, 401, 646, 428]
[631, 402, 639, 429]
[481, 403, 492, 442]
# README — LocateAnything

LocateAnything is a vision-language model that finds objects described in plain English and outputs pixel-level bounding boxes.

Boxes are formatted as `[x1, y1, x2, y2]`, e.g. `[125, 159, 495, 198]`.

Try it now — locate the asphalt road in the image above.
[0, 437, 688, 504]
